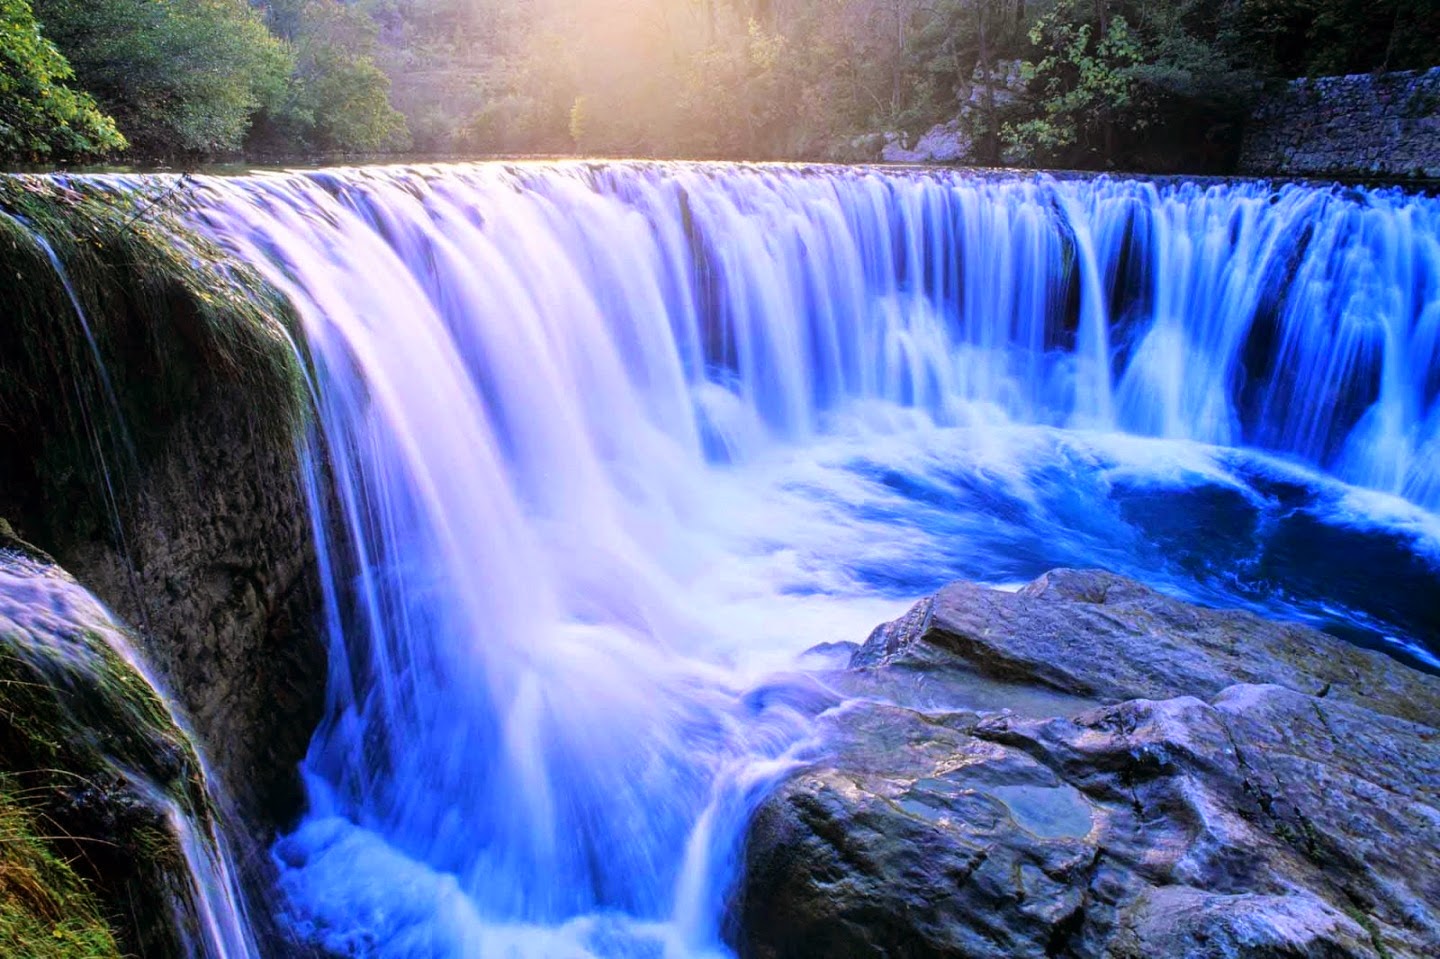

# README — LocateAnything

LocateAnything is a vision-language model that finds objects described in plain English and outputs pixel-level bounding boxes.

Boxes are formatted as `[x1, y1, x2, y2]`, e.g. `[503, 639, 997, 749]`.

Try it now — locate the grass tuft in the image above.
[0, 778, 122, 959]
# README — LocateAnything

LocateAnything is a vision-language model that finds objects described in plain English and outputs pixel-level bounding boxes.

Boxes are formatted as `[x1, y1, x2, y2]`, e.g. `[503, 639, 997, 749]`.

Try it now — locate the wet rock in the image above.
[0, 187, 326, 836]
[0, 533, 221, 957]
[851, 568, 1437, 726]
[738, 570, 1440, 959]
[2, 385, 325, 833]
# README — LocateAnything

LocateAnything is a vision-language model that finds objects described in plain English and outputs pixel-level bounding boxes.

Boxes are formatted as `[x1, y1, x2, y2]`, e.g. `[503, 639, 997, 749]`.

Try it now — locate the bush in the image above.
[0, 0, 125, 160]
[32, 0, 293, 156]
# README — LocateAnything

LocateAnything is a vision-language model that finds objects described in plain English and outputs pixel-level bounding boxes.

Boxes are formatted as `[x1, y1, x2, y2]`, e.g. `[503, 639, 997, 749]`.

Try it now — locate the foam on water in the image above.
[125, 161, 1440, 956]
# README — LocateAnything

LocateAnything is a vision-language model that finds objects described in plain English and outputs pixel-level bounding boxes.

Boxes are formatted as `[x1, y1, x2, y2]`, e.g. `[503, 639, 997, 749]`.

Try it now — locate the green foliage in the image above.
[31, 0, 294, 156]
[252, 0, 410, 155]
[1232, 0, 1440, 78]
[1000, 0, 1263, 170]
[1004, 1, 1148, 163]
[352, 0, 516, 154]
[0, 0, 124, 160]
[7, 0, 1439, 165]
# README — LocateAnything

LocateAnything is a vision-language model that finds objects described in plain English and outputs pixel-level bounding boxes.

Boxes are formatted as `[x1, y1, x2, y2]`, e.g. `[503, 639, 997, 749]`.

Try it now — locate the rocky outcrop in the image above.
[738, 570, 1440, 959]
[0, 526, 228, 957]
[882, 59, 1028, 165]
[1239, 68, 1440, 179]
[52, 390, 325, 831]
[0, 180, 326, 833]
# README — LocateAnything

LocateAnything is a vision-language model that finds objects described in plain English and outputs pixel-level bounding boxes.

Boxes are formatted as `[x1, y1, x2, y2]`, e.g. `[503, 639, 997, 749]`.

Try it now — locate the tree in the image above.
[1001, 0, 1259, 170]
[1003, 0, 1147, 163]
[1231, 0, 1440, 78]
[252, 0, 410, 155]
[901, 0, 1030, 161]
[0, 0, 125, 159]
[32, 0, 293, 156]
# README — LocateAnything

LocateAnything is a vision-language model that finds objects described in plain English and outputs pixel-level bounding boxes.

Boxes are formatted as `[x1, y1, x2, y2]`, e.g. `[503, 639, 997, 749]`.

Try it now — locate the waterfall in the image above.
[155, 162, 1440, 957]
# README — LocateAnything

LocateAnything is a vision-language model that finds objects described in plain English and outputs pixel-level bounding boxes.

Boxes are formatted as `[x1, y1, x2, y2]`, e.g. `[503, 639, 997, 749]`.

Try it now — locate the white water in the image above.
[162, 162, 1440, 957]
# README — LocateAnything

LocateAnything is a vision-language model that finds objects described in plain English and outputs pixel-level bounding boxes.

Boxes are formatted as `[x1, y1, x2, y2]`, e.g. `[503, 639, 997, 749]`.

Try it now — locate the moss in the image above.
[1341, 904, 1395, 959]
[0, 174, 308, 552]
[0, 542, 220, 955]
[0, 634, 205, 819]
[0, 642, 192, 955]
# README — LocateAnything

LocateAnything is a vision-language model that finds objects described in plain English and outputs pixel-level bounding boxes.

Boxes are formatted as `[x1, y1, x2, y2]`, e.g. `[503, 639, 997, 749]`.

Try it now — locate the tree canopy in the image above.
[250, 0, 410, 155]
[31, 0, 292, 156]
[0, 0, 125, 159]
[2, 0, 1437, 167]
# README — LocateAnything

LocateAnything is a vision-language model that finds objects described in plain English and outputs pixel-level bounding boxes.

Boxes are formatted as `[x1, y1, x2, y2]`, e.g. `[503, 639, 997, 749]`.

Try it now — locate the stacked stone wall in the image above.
[1240, 67, 1440, 179]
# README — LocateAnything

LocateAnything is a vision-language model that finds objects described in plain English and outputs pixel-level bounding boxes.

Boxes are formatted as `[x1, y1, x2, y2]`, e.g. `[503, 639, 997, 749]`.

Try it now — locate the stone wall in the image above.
[1239, 67, 1440, 180]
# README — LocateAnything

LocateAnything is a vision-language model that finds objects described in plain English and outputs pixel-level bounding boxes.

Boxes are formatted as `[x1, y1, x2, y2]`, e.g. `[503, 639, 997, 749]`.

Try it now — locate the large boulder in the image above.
[883, 122, 973, 164]
[737, 570, 1440, 959]
[881, 59, 1030, 166]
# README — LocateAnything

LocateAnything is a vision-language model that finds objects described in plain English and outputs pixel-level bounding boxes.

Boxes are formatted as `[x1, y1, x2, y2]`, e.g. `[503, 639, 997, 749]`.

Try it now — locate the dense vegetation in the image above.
[0, 0, 124, 158]
[1, 0, 1437, 167]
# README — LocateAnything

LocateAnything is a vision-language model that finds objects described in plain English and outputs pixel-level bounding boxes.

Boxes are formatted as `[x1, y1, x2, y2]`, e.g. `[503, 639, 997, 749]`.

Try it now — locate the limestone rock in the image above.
[3, 385, 325, 832]
[883, 121, 972, 164]
[881, 59, 1030, 166]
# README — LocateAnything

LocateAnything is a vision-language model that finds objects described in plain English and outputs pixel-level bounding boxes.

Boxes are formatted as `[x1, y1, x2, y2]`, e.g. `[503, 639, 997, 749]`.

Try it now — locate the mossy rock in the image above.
[0, 173, 327, 839]
[0, 526, 223, 957]
[0, 174, 308, 552]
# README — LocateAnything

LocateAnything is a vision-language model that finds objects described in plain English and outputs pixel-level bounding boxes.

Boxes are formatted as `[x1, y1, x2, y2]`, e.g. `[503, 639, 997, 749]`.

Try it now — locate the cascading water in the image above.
[141, 162, 1440, 957]
[0, 548, 260, 959]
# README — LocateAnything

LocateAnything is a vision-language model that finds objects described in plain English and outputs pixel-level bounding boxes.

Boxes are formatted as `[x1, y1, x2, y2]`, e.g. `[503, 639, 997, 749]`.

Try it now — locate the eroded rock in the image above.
[738, 570, 1440, 959]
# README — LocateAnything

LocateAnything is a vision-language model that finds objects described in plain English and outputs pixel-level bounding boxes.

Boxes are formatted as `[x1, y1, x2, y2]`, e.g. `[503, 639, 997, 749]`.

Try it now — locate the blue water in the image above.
[136, 161, 1440, 957]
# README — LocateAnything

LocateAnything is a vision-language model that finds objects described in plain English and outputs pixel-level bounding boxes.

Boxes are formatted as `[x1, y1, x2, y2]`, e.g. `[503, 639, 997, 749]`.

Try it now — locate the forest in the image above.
[2, 0, 1438, 169]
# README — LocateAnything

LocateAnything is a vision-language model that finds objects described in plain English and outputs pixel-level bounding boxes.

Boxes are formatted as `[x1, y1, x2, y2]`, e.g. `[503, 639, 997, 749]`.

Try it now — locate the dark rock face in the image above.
[2, 385, 325, 833]
[66, 392, 325, 831]
[738, 570, 1440, 959]
[0, 182, 327, 837]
